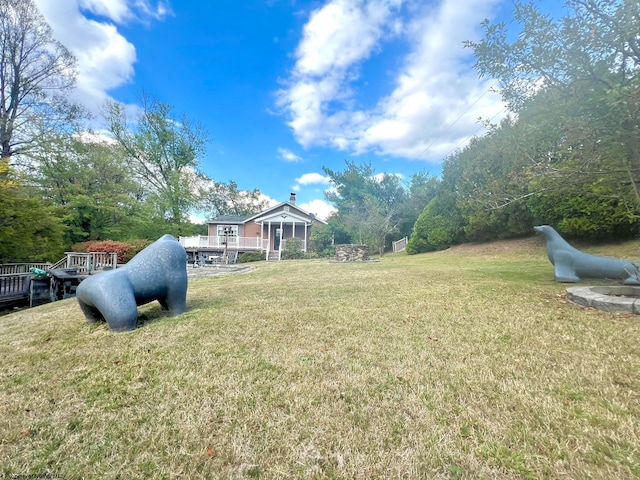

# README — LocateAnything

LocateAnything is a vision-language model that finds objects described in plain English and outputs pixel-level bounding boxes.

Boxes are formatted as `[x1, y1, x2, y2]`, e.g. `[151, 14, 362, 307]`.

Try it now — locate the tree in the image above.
[0, 175, 64, 262]
[34, 135, 142, 244]
[0, 0, 79, 164]
[323, 160, 406, 254]
[397, 171, 440, 239]
[406, 191, 465, 254]
[309, 222, 335, 257]
[465, 0, 640, 215]
[466, 0, 640, 111]
[199, 180, 269, 218]
[105, 94, 208, 224]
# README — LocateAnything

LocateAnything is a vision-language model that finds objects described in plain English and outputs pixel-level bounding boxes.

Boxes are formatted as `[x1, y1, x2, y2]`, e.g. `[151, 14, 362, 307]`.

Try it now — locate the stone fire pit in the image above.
[566, 286, 640, 314]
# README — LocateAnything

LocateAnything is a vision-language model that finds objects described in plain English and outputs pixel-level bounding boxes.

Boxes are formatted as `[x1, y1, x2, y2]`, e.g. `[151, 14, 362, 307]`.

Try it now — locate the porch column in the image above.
[268, 221, 272, 260]
[279, 219, 284, 255]
[304, 221, 308, 252]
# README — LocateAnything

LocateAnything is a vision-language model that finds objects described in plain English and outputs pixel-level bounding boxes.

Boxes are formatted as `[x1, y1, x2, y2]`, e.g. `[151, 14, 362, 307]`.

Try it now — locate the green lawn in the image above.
[1, 237, 639, 479]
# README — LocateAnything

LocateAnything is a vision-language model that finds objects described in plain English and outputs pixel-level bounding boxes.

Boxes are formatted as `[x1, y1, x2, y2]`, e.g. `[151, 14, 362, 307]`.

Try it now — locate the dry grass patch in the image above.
[1, 238, 639, 479]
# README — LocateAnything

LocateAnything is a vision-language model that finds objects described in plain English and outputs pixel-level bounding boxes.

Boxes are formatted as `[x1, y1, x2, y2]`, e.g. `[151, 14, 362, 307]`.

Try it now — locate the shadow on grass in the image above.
[135, 296, 226, 329]
[83, 296, 226, 332]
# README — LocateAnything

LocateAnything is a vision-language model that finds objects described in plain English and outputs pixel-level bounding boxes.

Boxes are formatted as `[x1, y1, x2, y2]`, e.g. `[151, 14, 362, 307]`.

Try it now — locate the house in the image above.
[179, 193, 327, 262]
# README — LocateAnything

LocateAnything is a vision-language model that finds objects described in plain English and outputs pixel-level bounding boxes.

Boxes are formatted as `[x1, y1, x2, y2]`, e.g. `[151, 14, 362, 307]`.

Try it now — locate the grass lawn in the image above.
[1, 236, 639, 479]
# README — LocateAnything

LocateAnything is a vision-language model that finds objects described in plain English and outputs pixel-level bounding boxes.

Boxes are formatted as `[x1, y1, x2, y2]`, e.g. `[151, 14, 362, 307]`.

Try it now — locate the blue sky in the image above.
[35, 0, 560, 221]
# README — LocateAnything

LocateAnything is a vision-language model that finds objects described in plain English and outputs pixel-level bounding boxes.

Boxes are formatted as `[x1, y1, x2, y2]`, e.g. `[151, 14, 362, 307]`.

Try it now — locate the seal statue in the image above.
[76, 234, 188, 332]
[534, 225, 640, 284]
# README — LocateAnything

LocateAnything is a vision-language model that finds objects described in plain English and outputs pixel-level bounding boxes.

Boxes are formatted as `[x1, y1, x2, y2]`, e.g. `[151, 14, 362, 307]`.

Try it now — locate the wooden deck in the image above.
[0, 253, 119, 311]
[0, 272, 31, 309]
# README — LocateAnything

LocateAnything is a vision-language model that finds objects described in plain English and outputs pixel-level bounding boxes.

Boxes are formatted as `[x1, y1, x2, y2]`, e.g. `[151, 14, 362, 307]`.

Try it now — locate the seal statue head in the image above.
[533, 225, 551, 236]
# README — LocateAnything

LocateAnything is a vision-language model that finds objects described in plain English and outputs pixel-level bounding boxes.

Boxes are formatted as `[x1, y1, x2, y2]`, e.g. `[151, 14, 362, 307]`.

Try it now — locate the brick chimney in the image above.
[289, 193, 296, 205]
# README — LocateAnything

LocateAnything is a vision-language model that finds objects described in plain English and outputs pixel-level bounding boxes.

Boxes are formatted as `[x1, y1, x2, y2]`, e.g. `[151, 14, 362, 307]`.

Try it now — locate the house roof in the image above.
[205, 214, 251, 224]
[207, 201, 327, 225]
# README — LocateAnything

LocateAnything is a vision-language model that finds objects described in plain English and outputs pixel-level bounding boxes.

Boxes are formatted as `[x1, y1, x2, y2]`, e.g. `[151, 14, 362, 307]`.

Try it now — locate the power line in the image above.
[408, 82, 499, 163]
[439, 106, 508, 160]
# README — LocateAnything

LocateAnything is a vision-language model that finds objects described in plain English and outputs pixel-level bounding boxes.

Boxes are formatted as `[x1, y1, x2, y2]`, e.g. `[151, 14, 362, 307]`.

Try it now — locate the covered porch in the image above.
[256, 210, 312, 261]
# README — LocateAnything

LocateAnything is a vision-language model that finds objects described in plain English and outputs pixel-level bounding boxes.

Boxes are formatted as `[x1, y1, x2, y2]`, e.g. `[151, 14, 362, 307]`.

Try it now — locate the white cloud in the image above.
[34, 0, 170, 116]
[278, 0, 505, 163]
[372, 172, 403, 182]
[74, 130, 118, 145]
[298, 199, 337, 221]
[189, 213, 206, 225]
[259, 193, 280, 207]
[293, 0, 403, 77]
[277, 147, 303, 162]
[295, 173, 332, 185]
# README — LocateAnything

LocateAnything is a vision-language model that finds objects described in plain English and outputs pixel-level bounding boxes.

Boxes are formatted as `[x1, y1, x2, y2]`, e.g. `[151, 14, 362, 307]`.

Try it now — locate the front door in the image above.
[274, 228, 281, 251]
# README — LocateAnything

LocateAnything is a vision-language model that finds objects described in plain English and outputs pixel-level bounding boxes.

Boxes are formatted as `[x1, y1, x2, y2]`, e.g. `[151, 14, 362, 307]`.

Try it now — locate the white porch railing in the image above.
[179, 235, 269, 250]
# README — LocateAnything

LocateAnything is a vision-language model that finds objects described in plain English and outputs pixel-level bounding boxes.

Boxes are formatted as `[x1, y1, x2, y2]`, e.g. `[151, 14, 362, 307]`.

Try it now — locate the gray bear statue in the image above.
[76, 234, 188, 332]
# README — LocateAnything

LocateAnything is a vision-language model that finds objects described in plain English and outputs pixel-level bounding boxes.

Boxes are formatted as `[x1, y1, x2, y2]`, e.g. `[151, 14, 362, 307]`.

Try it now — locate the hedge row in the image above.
[72, 239, 153, 264]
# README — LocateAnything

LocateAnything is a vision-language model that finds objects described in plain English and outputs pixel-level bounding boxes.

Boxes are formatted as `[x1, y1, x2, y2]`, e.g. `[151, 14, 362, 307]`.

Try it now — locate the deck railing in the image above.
[0, 263, 52, 275]
[179, 235, 269, 251]
[0, 273, 31, 298]
[62, 252, 118, 273]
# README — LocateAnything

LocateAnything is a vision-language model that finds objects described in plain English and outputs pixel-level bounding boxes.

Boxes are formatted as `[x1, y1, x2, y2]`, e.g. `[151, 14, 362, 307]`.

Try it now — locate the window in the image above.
[283, 206, 290, 212]
[217, 225, 238, 242]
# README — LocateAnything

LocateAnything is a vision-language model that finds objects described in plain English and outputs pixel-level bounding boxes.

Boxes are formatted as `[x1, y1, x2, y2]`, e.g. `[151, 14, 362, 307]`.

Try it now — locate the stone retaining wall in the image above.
[335, 244, 369, 262]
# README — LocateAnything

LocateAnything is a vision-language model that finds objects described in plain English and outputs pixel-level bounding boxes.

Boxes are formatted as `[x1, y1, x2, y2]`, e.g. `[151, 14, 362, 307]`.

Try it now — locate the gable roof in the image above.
[206, 215, 251, 224]
[207, 202, 327, 225]
[246, 201, 327, 224]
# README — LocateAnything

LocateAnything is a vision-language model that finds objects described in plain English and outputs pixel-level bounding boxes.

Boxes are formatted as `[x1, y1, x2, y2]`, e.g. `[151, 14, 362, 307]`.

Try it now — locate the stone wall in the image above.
[335, 244, 369, 262]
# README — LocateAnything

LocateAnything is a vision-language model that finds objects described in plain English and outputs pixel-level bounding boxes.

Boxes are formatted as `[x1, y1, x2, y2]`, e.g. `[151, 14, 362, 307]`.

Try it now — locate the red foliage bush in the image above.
[72, 239, 153, 263]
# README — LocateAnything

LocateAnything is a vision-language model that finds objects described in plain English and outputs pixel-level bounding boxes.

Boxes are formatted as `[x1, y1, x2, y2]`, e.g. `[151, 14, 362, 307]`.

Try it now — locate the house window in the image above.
[217, 225, 238, 242]
[284, 206, 290, 212]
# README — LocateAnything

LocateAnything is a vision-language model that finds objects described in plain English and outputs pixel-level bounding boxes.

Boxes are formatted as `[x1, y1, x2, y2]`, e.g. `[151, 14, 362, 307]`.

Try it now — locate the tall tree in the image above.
[397, 171, 440, 239]
[0, 0, 79, 164]
[0, 166, 64, 262]
[465, 0, 640, 212]
[34, 135, 142, 244]
[105, 95, 208, 224]
[324, 161, 406, 255]
[199, 180, 269, 218]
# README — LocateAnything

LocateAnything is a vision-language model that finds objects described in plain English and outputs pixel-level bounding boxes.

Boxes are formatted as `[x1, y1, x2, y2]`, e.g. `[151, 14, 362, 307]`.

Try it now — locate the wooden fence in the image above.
[57, 252, 118, 273]
[0, 273, 31, 302]
[0, 263, 52, 275]
[392, 236, 408, 253]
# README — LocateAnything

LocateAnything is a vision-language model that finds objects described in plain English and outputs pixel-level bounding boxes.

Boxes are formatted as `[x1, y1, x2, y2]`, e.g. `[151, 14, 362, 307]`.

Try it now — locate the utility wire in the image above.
[440, 106, 508, 160]
[408, 82, 499, 163]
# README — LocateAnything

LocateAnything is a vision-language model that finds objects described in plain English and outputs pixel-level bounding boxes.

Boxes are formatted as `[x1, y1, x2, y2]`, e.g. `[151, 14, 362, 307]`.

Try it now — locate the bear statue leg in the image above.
[78, 301, 104, 325]
[164, 282, 187, 316]
[157, 298, 169, 310]
[79, 279, 139, 332]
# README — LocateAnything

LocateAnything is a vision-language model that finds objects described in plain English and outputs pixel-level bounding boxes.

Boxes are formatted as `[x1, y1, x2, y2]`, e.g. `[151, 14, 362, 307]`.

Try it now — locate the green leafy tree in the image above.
[324, 161, 406, 255]
[105, 94, 208, 224]
[406, 191, 465, 254]
[309, 222, 335, 257]
[199, 180, 269, 218]
[466, 0, 640, 216]
[397, 172, 440, 239]
[0, 177, 64, 262]
[33, 136, 142, 244]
